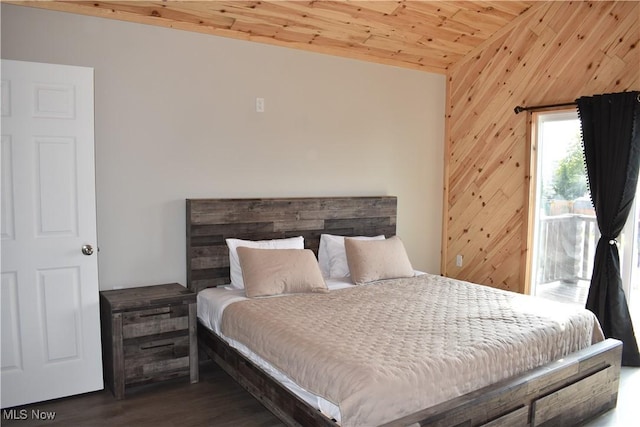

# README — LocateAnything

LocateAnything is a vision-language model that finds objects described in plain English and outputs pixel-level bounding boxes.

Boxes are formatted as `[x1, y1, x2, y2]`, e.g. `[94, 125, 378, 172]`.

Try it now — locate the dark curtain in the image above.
[577, 91, 640, 366]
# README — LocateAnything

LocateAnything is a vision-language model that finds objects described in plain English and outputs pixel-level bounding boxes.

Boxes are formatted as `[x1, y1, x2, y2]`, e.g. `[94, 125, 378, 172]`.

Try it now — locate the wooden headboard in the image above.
[186, 196, 397, 293]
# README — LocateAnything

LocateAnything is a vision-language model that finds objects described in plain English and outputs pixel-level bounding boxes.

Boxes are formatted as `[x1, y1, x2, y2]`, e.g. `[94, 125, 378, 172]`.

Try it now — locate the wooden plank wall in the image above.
[443, 1, 639, 293]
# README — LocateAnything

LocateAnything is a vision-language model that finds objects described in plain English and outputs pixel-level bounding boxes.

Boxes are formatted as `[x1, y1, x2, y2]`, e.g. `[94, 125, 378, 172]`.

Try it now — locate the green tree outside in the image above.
[551, 138, 587, 201]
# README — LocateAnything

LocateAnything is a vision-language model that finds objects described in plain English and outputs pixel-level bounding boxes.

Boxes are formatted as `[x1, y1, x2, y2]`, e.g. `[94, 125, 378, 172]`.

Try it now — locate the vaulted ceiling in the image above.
[10, 1, 536, 73]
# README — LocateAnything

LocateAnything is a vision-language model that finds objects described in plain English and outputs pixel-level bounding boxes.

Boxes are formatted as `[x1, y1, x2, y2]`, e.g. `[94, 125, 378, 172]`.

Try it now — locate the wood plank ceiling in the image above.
[10, 1, 535, 73]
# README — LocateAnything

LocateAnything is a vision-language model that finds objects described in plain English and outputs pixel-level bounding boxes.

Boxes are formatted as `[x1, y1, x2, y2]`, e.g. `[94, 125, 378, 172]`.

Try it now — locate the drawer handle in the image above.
[139, 309, 172, 318]
[140, 343, 174, 351]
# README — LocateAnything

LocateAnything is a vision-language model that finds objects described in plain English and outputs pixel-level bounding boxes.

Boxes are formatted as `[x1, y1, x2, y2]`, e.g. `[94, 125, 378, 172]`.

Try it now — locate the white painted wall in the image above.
[1, 4, 445, 290]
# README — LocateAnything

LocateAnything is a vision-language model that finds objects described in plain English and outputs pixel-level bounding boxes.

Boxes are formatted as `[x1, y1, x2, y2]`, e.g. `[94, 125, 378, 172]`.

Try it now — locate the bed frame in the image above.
[186, 196, 622, 427]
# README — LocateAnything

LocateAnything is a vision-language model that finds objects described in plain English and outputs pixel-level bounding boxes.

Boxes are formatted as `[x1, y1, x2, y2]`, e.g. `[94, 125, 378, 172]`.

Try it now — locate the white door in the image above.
[1, 60, 103, 408]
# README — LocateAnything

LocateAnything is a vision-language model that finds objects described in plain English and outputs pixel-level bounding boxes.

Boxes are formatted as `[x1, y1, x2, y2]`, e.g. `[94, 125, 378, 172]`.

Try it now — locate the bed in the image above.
[186, 196, 622, 427]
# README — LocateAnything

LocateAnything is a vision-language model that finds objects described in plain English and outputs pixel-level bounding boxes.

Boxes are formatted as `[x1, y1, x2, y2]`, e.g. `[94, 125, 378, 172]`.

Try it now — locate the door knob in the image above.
[82, 245, 94, 256]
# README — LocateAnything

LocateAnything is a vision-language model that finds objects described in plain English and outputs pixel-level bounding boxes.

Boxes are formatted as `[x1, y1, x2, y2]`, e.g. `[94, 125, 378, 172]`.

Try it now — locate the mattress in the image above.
[199, 274, 603, 427]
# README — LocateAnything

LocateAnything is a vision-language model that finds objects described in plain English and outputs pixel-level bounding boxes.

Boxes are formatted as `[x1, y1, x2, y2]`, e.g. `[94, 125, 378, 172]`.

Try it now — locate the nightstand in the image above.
[100, 283, 198, 399]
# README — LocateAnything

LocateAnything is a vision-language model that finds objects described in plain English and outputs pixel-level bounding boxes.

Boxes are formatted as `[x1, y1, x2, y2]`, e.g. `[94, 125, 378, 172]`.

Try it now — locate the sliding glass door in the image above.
[529, 111, 590, 306]
[529, 110, 639, 312]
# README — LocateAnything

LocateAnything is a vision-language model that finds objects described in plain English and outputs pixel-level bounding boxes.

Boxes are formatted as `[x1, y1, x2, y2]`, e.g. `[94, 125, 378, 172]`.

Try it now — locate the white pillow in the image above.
[226, 236, 304, 289]
[318, 234, 385, 279]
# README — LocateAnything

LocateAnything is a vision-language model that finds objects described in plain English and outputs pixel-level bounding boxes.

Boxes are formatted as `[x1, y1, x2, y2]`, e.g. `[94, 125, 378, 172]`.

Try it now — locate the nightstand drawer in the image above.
[122, 305, 189, 339]
[124, 334, 190, 385]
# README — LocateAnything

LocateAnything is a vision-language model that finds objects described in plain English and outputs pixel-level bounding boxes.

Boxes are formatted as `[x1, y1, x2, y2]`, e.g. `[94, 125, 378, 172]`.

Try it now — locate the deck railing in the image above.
[536, 214, 599, 284]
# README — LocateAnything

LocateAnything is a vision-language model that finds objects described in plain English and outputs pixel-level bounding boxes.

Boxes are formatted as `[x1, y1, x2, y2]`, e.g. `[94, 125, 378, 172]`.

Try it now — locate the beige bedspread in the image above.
[220, 274, 603, 427]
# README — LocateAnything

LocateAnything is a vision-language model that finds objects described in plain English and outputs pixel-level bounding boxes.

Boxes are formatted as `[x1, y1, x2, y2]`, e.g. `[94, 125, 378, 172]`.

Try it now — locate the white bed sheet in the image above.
[197, 278, 353, 423]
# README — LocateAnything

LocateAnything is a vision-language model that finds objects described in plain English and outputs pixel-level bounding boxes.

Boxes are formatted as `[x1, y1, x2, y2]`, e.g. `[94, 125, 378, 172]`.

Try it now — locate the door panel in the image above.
[35, 137, 78, 236]
[32, 83, 75, 119]
[1, 59, 102, 408]
[1, 135, 15, 240]
[38, 267, 81, 362]
[1, 272, 22, 372]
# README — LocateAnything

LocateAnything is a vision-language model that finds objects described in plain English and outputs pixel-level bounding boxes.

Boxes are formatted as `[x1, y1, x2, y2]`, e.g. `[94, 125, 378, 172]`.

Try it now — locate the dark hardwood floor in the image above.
[3, 359, 638, 427]
[1, 362, 283, 427]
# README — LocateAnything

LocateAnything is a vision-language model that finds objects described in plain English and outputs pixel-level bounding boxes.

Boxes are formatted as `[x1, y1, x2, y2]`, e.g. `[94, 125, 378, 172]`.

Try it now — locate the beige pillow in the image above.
[237, 247, 328, 297]
[344, 236, 414, 285]
[318, 234, 386, 279]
